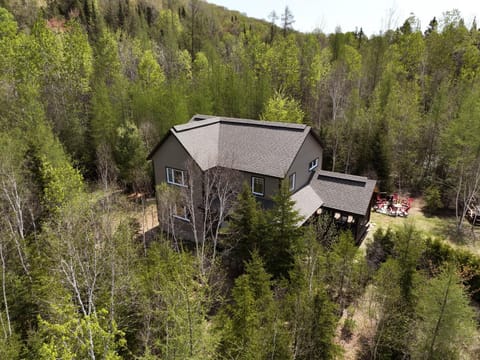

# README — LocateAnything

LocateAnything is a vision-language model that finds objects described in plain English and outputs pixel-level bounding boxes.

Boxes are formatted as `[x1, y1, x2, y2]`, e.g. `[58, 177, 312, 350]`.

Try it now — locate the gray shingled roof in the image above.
[293, 170, 376, 224]
[310, 170, 376, 216]
[171, 115, 311, 178]
[291, 185, 324, 225]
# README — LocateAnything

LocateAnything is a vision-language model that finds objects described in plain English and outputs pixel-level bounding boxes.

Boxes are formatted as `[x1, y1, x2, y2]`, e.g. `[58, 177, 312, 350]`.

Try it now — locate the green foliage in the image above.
[366, 227, 395, 271]
[90, 81, 120, 149]
[39, 157, 84, 215]
[264, 180, 304, 279]
[1, 2, 480, 357]
[0, 6, 17, 38]
[325, 232, 366, 310]
[367, 225, 480, 359]
[261, 90, 305, 123]
[285, 227, 341, 359]
[35, 306, 125, 360]
[309, 287, 341, 359]
[114, 121, 149, 191]
[341, 313, 356, 341]
[424, 185, 443, 213]
[394, 224, 424, 306]
[264, 34, 300, 96]
[226, 183, 266, 274]
[137, 49, 165, 87]
[371, 259, 414, 359]
[218, 252, 291, 359]
[0, 334, 22, 360]
[138, 242, 217, 358]
[422, 238, 480, 302]
[411, 266, 477, 359]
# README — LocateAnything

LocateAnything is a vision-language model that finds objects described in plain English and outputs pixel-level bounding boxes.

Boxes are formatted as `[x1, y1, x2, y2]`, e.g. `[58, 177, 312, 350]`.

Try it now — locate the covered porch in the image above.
[292, 170, 376, 244]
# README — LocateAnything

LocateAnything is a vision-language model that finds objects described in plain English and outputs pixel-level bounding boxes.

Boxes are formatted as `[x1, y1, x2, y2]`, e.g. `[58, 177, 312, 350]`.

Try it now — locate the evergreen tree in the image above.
[264, 180, 304, 279]
[114, 121, 149, 192]
[218, 252, 291, 359]
[226, 183, 266, 275]
[285, 228, 341, 359]
[411, 266, 477, 359]
[326, 232, 366, 310]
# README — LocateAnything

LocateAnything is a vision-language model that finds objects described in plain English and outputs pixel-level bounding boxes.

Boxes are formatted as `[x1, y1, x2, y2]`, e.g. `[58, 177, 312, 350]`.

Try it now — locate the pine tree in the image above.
[226, 183, 266, 275]
[264, 180, 304, 279]
[218, 252, 291, 359]
[286, 229, 341, 359]
[326, 232, 366, 310]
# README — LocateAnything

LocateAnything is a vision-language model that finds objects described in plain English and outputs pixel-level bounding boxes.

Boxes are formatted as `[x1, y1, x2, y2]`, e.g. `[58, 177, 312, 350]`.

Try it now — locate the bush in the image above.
[421, 238, 480, 302]
[366, 228, 395, 271]
[341, 308, 356, 341]
[424, 185, 442, 213]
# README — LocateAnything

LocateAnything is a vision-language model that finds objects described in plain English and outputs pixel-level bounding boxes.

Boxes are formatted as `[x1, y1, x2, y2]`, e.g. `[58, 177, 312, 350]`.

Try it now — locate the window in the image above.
[289, 173, 296, 191]
[173, 204, 189, 221]
[251, 176, 264, 196]
[308, 158, 319, 171]
[166, 167, 186, 186]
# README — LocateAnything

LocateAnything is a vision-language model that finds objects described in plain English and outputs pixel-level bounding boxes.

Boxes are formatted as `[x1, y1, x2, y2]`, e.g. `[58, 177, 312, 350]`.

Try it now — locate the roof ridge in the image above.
[177, 115, 307, 132]
[219, 116, 307, 131]
[317, 170, 368, 183]
[173, 117, 221, 132]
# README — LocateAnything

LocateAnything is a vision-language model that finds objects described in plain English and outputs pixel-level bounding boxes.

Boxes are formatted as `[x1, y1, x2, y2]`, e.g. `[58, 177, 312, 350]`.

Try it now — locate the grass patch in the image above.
[368, 198, 480, 256]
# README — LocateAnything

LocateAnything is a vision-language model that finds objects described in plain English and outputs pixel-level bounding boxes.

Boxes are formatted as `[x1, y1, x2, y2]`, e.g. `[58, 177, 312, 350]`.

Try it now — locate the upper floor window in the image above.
[166, 167, 186, 186]
[308, 158, 319, 172]
[251, 176, 265, 196]
[289, 173, 296, 191]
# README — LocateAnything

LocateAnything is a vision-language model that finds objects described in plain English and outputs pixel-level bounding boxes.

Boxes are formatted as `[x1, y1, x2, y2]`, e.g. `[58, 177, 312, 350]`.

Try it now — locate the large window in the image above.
[166, 167, 186, 186]
[308, 158, 319, 171]
[289, 173, 296, 191]
[251, 176, 265, 196]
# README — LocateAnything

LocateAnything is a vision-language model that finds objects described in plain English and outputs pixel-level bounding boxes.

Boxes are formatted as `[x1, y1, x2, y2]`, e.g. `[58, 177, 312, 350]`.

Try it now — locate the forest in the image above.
[0, 0, 479, 358]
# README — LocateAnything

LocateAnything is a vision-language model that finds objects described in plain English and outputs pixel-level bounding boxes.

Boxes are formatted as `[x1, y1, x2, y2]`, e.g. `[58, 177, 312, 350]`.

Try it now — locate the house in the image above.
[147, 115, 376, 243]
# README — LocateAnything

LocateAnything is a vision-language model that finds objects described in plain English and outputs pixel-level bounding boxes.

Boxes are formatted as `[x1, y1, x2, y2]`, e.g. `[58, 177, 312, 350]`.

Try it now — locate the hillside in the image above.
[0, 0, 479, 358]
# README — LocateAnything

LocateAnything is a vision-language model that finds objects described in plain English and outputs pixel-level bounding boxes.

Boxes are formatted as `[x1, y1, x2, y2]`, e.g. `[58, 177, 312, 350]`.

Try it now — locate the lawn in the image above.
[365, 197, 480, 256]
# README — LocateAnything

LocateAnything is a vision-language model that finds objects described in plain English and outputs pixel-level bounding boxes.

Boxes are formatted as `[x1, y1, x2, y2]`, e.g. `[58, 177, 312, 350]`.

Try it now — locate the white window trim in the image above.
[251, 176, 265, 196]
[289, 173, 296, 191]
[166, 167, 187, 187]
[308, 158, 319, 171]
[173, 204, 190, 222]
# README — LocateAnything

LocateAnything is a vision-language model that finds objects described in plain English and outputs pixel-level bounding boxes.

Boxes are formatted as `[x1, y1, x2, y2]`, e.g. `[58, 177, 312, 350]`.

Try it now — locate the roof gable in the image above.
[153, 115, 314, 178]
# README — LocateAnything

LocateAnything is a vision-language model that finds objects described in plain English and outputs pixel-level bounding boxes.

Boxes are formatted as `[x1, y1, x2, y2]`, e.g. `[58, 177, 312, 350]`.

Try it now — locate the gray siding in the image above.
[151, 134, 201, 241]
[287, 133, 323, 191]
[152, 133, 191, 185]
[240, 172, 280, 200]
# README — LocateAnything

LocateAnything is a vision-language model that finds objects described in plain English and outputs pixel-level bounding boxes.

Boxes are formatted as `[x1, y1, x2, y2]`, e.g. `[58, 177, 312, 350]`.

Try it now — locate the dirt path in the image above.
[139, 198, 159, 233]
[131, 197, 158, 235]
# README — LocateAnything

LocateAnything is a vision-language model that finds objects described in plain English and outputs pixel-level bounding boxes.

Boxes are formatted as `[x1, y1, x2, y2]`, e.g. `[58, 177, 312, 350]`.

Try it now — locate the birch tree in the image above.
[441, 83, 480, 233]
[182, 160, 241, 277]
[137, 242, 216, 358]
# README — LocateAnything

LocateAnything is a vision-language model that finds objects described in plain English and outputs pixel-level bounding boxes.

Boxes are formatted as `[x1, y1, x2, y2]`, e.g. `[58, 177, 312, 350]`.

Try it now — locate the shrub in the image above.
[424, 185, 442, 213]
